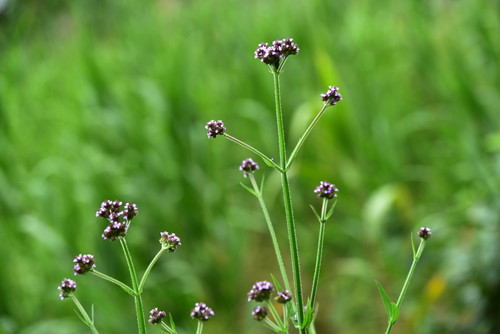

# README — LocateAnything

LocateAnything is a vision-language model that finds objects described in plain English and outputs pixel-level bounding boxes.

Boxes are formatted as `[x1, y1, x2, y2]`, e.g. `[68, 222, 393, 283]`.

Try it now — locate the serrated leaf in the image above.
[325, 199, 338, 220]
[240, 182, 258, 197]
[390, 302, 399, 324]
[310, 205, 322, 222]
[375, 280, 393, 319]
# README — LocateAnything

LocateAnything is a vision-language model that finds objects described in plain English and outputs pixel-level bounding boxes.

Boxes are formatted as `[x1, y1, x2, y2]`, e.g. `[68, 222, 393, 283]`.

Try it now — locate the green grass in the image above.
[0, 0, 499, 333]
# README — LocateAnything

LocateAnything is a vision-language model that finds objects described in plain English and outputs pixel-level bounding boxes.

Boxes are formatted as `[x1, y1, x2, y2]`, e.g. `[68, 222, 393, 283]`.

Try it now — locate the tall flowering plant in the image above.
[206, 38, 431, 333]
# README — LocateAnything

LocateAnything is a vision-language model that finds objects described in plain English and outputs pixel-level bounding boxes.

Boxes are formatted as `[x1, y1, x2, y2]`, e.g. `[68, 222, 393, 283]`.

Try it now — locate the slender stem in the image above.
[266, 300, 285, 329]
[249, 174, 291, 293]
[195, 321, 203, 334]
[223, 133, 282, 172]
[384, 239, 427, 334]
[160, 322, 175, 334]
[138, 247, 166, 293]
[310, 199, 328, 308]
[70, 295, 100, 334]
[120, 238, 147, 334]
[285, 104, 328, 171]
[91, 270, 135, 296]
[272, 71, 305, 333]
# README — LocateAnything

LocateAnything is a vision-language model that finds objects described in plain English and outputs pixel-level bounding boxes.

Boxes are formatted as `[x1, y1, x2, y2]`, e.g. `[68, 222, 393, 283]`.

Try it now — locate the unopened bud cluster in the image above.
[160, 231, 182, 252]
[240, 158, 259, 177]
[58, 278, 77, 300]
[314, 181, 339, 199]
[205, 120, 225, 138]
[254, 38, 299, 68]
[190, 302, 215, 322]
[96, 200, 138, 241]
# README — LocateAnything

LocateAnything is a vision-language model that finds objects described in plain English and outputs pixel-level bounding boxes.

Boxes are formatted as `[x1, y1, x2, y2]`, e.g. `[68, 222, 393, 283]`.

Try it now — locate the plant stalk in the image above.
[70, 295, 100, 334]
[91, 270, 135, 296]
[310, 199, 328, 309]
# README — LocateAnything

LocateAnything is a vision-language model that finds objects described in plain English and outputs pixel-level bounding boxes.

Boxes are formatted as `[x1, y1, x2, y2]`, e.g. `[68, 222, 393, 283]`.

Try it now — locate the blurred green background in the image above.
[1, 0, 499, 333]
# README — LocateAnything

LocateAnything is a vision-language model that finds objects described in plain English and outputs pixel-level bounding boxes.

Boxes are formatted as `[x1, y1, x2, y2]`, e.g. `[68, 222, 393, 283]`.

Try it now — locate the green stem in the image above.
[70, 295, 100, 334]
[138, 247, 167, 293]
[249, 174, 291, 293]
[91, 270, 135, 296]
[273, 71, 305, 333]
[195, 321, 203, 334]
[285, 104, 328, 171]
[120, 238, 147, 334]
[310, 199, 328, 309]
[266, 300, 285, 329]
[223, 133, 282, 172]
[384, 239, 427, 334]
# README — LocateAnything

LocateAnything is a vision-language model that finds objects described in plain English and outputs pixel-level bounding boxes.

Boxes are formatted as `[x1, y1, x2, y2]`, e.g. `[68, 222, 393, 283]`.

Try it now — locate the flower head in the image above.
[248, 280, 274, 302]
[148, 308, 167, 324]
[239, 158, 259, 177]
[96, 200, 123, 219]
[123, 202, 139, 220]
[314, 181, 339, 199]
[275, 290, 292, 304]
[73, 254, 96, 275]
[254, 38, 299, 69]
[190, 302, 215, 322]
[321, 86, 342, 106]
[417, 226, 432, 240]
[160, 232, 182, 252]
[205, 120, 225, 138]
[102, 221, 128, 241]
[252, 306, 268, 321]
[58, 278, 77, 300]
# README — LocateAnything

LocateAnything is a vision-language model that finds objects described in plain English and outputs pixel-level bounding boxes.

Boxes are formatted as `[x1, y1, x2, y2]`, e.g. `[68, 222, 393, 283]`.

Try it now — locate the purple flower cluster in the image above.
[159, 231, 182, 252]
[252, 306, 268, 321]
[96, 200, 139, 241]
[321, 86, 343, 106]
[58, 278, 77, 300]
[205, 120, 225, 138]
[418, 226, 432, 240]
[190, 302, 215, 322]
[314, 181, 339, 199]
[73, 254, 96, 275]
[275, 290, 292, 304]
[254, 38, 299, 68]
[248, 280, 274, 302]
[239, 158, 259, 177]
[148, 308, 167, 324]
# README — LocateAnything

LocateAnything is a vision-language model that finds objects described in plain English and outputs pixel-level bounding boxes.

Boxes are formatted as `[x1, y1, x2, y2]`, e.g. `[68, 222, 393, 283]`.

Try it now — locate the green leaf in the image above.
[169, 313, 176, 331]
[73, 309, 92, 327]
[375, 280, 393, 320]
[411, 233, 416, 259]
[271, 273, 283, 292]
[301, 298, 314, 330]
[310, 205, 322, 222]
[240, 182, 258, 197]
[325, 199, 338, 221]
[390, 302, 399, 324]
[260, 174, 266, 192]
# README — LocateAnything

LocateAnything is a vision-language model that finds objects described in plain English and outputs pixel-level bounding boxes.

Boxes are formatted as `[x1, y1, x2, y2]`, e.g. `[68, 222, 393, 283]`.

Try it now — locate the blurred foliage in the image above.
[0, 0, 499, 333]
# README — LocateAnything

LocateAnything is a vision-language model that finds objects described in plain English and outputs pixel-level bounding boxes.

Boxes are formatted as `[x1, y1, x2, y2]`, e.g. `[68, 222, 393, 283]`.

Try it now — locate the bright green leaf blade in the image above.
[411, 233, 416, 258]
[390, 302, 399, 324]
[375, 280, 393, 319]
[325, 199, 338, 220]
[310, 205, 322, 222]
[240, 182, 258, 197]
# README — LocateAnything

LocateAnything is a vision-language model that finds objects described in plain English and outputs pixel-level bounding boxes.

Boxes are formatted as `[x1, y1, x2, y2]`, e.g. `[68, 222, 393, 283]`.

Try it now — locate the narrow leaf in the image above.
[325, 199, 338, 220]
[411, 233, 416, 259]
[390, 302, 399, 324]
[240, 182, 258, 197]
[310, 205, 322, 222]
[375, 280, 393, 319]
[301, 298, 314, 330]
[260, 174, 266, 192]
[169, 313, 176, 331]
[271, 273, 283, 292]
[74, 309, 92, 327]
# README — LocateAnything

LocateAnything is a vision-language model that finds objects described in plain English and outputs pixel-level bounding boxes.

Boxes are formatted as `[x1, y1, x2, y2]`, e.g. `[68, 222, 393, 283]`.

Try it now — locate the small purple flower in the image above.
[190, 302, 215, 322]
[321, 86, 342, 106]
[159, 232, 182, 252]
[314, 181, 339, 199]
[239, 158, 259, 177]
[123, 202, 138, 220]
[254, 38, 299, 68]
[58, 278, 77, 300]
[275, 290, 292, 304]
[205, 120, 225, 138]
[102, 221, 128, 241]
[148, 308, 167, 324]
[252, 306, 268, 321]
[73, 254, 96, 275]
[96, 200, 123, 219]
[248, 281, 274, 302]
[417, 227, 432, 240]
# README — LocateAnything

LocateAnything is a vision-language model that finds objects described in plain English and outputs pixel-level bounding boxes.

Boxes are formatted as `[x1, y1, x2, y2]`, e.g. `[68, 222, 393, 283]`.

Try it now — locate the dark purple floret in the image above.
[281, 38, 300, 56]
[239, 158, 259, 177]
[248, 280, 274, 302]
[314, 181, 339, 199]
[205, 120, 226, 138]
[159, 232, 182, 252]
[73, 254, 96, 275]
[148, 308, 167, 324]
[275, 290, 292, 304]
[58, 278, 77, 300]
[321, 86, 342, 106]
[252, 306, 268, 321]
[190, 302, 215, 322]
[96, 200, 123, 219]
[417, 226, 432, 240]
[254, 38, 299, 67]
[123, 202, 138, 220]
[102, 221, 128, 241]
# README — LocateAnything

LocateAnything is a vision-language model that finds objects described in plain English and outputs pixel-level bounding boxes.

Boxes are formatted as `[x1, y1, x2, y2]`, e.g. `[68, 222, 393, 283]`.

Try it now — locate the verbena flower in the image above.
[96, 200, 123, 219]
[240, 158, 259, 177]
[275, 290, 292, 304]
[102, 221, 128, 241]
[123, 202, 138, 220]
[252, 306, 268, 321]
[205, 120, 225, 138]
[148, 308, 167, 324]
[254, 38, 299, 68]
[321, 86, 342, 106]
[314, 181, 339, 199]
[73, 254, 96, 275]
[248, 280, 274, 302]
[190, 302, 215, 322]
[58, 278, 77, 300]
[417, 227, 432, 240]
[159, 232, 182, 252]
